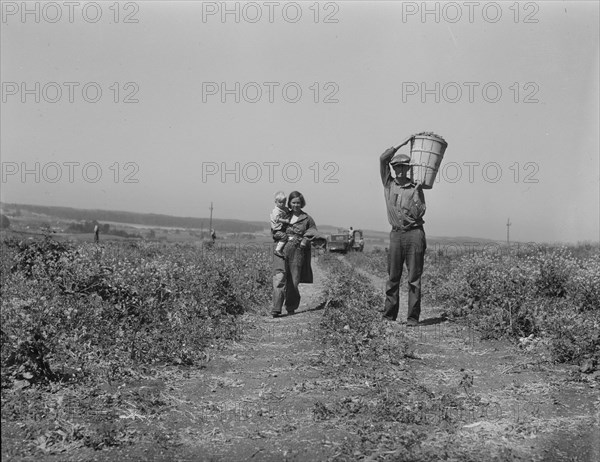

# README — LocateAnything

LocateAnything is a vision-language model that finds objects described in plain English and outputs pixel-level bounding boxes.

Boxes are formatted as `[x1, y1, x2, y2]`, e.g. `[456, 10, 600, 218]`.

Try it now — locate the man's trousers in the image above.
[383, 227, 426, 322]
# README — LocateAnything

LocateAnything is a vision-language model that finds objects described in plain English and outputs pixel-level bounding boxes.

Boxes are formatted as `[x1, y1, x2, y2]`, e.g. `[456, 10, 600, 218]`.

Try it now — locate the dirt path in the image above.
[155, 259, 353, 461]
[161, 255, 599, 461]
[350, 262, 600, 462]
[71, 256, 599, 461]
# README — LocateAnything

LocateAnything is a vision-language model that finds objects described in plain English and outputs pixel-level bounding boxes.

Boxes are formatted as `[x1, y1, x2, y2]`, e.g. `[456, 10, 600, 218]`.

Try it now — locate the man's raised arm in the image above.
[379, 135, 414, 185]
[380, 147, 397, 185]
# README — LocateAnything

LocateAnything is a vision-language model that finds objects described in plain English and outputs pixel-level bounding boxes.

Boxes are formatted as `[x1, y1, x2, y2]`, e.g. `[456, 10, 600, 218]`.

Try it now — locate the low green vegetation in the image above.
[315, 254, 510, 461]
[2, 233, 597, 459]
[348, 243, 600, 368]
[1, 234, 271, 456]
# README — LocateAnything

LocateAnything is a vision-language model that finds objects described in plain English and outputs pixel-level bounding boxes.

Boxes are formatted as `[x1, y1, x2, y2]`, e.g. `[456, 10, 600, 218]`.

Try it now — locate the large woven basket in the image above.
[410, 133, 448, 189]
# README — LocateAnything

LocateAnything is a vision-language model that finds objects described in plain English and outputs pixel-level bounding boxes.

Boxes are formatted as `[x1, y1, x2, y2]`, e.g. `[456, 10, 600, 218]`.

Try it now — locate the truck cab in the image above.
[326, 229, 364, 253]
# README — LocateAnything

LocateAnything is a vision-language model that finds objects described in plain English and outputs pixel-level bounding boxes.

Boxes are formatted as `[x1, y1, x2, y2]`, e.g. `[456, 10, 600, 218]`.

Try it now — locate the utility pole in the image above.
[209, 202, 213, 233]
[506, 218, 511, 245]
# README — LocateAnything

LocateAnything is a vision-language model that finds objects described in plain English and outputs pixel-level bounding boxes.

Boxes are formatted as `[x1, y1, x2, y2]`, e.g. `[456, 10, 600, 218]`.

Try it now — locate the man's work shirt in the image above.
[380, 148, 426, 231]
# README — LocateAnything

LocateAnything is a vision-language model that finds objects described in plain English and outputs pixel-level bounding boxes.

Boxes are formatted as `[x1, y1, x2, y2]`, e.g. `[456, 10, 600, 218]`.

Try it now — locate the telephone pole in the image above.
[209, 202, 213, 232]
[506, 218, 511, 244]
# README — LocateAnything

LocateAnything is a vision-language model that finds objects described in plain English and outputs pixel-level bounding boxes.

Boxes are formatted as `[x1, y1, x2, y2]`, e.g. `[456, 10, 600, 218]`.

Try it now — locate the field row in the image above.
[346, 245, 600, 365]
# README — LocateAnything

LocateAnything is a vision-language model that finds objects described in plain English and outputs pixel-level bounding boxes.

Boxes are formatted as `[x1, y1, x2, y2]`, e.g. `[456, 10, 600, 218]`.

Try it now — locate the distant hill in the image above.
[1, 202, 505, 244]
[0, 203, 267, 234]
[355, 229, 503, 248]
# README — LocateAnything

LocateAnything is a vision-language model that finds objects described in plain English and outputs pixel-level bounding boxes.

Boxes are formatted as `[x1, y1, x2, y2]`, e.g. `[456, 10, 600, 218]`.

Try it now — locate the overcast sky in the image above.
[1, 1, 599, 243]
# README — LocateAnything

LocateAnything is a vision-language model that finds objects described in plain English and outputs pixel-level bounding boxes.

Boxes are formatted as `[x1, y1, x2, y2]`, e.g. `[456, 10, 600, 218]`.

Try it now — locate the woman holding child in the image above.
[271, 191, 320, 318]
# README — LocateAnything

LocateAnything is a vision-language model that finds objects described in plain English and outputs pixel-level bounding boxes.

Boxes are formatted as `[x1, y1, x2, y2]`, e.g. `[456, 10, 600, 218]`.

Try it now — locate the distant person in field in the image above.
[272, 191, 322, 318]
[379, 136, 426, 327]
[270, 191, 292, 258]
[94, 224, 100, 243]
[211, 229, 216, 242]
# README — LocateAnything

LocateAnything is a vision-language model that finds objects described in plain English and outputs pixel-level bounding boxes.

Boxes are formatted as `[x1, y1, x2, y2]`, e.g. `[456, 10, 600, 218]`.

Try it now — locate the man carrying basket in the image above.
[379, 135, 427, 327]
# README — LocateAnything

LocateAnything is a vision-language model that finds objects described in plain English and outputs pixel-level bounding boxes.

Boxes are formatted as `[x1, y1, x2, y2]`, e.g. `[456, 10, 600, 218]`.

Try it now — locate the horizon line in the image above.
[1, 201, 598, 246]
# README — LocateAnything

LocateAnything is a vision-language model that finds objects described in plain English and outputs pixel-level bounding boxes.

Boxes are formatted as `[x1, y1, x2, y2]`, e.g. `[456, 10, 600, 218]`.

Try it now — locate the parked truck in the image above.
[326, 229, 364, 253]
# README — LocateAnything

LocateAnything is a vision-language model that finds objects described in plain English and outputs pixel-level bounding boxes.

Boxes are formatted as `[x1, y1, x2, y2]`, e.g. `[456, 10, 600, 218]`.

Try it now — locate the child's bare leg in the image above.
[274, 239, 286, 257]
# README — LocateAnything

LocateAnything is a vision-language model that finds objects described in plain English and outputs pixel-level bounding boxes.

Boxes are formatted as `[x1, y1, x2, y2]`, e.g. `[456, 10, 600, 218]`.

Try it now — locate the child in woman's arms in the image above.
[270, 191, 291, 258]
